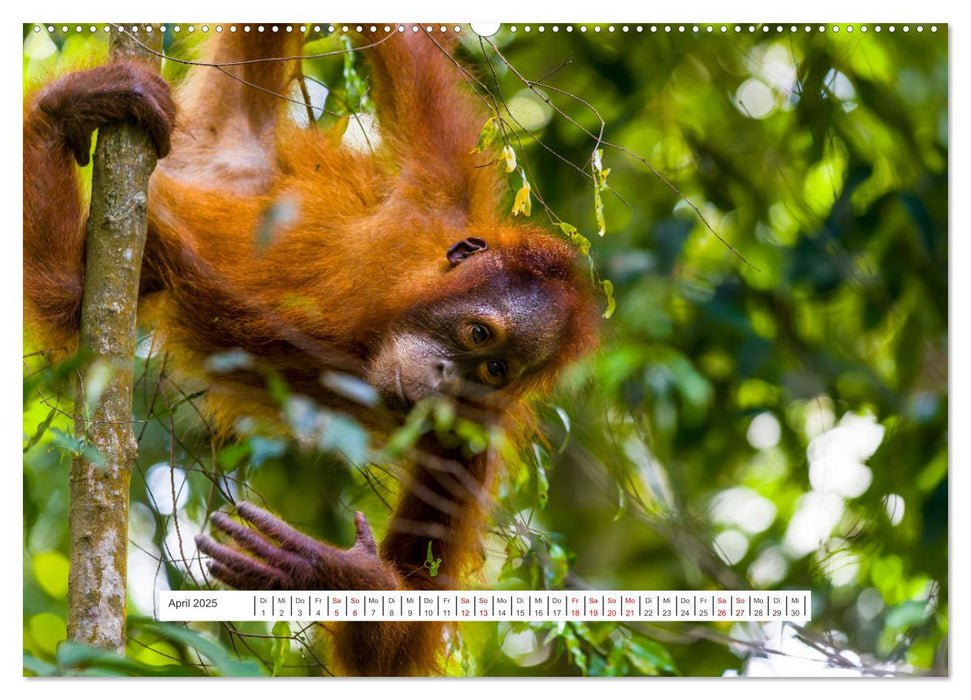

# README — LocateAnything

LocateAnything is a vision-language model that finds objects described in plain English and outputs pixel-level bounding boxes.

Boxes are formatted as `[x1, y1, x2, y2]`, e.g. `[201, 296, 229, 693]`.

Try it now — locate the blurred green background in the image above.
[23, 22, 947, 677]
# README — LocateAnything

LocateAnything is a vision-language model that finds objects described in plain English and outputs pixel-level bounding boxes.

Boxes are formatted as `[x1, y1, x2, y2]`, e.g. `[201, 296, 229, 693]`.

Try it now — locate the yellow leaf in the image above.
[512, 173, 532, 217]
[499, 144, 517, 173]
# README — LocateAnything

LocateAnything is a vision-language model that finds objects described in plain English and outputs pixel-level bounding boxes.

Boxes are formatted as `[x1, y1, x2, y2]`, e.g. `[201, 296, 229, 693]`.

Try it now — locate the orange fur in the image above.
[23, 28, 599, 676]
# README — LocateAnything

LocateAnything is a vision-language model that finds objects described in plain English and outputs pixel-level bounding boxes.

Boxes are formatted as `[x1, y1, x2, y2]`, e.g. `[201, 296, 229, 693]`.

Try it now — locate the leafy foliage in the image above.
[23, 23, 947, 678]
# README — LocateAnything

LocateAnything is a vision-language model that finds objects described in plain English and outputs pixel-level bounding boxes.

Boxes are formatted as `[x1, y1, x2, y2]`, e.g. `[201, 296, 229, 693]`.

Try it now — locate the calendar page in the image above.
[22, 20, 948, 679]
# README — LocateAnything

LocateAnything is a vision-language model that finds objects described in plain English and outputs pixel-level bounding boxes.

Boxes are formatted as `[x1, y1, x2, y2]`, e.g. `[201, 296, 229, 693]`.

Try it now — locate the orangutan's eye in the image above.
[470, 323, 492, 345]
[483, 359, 507, 383]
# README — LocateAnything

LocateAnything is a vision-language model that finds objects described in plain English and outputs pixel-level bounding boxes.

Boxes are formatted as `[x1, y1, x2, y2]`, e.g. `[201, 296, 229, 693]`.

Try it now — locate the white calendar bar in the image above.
[158, 590, 811, 622]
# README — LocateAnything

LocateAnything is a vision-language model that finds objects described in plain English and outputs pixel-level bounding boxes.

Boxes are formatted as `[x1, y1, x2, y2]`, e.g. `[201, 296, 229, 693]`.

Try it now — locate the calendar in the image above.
[159, 590, 811, 622]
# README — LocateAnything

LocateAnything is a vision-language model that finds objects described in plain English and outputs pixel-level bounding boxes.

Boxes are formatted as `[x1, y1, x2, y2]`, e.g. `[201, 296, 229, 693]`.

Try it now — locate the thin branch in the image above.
[481, 35, 757, 270]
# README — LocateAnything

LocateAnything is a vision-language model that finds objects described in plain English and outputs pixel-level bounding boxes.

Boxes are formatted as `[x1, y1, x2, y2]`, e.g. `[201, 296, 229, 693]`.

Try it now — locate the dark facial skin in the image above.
[366, 240, 568, 412]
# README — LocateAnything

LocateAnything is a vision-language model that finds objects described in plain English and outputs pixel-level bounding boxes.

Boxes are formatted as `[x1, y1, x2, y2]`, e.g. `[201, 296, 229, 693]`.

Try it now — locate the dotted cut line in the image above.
[34, 24, 940, 35]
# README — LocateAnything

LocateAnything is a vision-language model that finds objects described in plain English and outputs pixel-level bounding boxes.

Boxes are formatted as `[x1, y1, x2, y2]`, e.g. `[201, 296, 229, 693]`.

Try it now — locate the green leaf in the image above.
[340, 34, 369, 111]
[23, 652, 58, 677]
[270, 621, 291, 677]
[283, 395, 318, 439]
[321, 371, 379, 407]
[378, 402, 430, 459]
[602, 279, 616, 319]
[265, 369, 291, 406]
[130, 619, 266, 677]
[555, 222, 592, 256]
[626, 637, 678, 675]
[532, 443, 550, 509]
[591, 148, 610, 236]
[572, 621, 605, 653]
[613, 485, 627, 522]
[424, 541, 442, 577]
[605, 639, 629, 676]
[54, 641, 202, 677]
[432, 398, 457, 432]
[48, 428, 106, 468]
[24, 407, 57, 453]
[248, 436, 287, 468]
[552, 406, 572, 453]
[80, 443, 107, 468]
[319, 412, 369, 465]
[560, 626, 588, 674]
[593, 187, 605, 236]
[48, 426, 84, 454]
[218, 442, 251, 470]
[884, 600, 933, 631]
[545, 542, 569, 587]
[452, 417, 491, 454]
[470, 116, 499, 154]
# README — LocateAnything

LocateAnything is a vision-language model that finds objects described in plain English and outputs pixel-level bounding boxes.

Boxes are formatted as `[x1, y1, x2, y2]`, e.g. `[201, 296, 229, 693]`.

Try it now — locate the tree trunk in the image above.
[67, 27, 162, 653]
